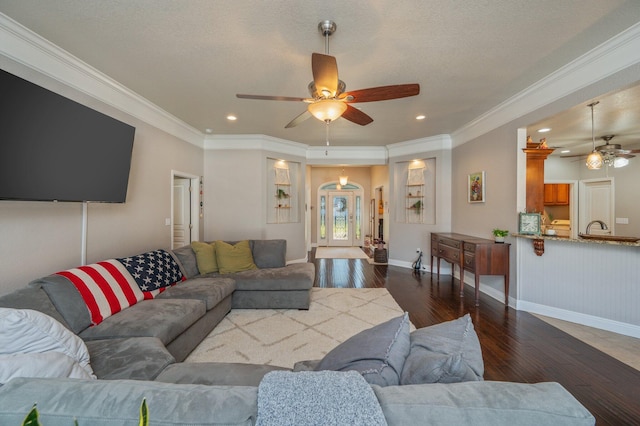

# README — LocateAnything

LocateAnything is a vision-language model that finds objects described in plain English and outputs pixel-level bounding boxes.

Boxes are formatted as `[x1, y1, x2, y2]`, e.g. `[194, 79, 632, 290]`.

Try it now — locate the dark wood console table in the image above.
[430, 232, 510, 306]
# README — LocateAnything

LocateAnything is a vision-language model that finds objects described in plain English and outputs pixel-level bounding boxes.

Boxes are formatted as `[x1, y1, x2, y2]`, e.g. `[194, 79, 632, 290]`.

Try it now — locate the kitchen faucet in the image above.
[586, 220, 609, 234]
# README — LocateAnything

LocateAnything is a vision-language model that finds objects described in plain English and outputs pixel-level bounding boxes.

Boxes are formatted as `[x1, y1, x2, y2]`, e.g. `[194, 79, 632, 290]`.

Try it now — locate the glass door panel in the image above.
[328, 192, 353, 246]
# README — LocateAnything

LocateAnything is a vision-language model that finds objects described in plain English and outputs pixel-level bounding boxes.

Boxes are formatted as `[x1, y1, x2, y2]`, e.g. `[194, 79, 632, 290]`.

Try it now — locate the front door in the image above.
[328, 192, 353, 246]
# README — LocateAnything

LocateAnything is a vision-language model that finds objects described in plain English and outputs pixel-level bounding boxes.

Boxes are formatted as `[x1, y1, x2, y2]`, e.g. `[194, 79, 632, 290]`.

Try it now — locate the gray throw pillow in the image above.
[315, 313, 411, 386]
[33, 275, 91, 334]
[400, 313, 484, 384]
[171, 245, 200, 278]
[252, 240, 286, 268]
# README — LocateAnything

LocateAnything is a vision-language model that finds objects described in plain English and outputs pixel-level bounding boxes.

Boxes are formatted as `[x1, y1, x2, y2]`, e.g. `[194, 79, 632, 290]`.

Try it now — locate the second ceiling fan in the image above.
[236, 20, 420, 128]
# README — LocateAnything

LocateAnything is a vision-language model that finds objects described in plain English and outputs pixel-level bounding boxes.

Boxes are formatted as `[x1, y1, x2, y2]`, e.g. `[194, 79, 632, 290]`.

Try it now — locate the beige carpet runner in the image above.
[185, 288, 412, 368]
[315, 247, 369, 259]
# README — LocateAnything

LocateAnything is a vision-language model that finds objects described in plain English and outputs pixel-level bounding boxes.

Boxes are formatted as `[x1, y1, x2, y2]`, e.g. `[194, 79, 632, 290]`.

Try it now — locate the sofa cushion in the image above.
[400, 313, 484, 384]
[315, 313, 411, 387]
[0, 308, 95, 379]
[251, 239, 286, 268]
[32, 274, 92, 333]
[372, 381, 596, 426]
[230, 263, 315, 291]
[155, 277, 236, 310]
[79, 298, 206, 345]
[156, 362, 289, 387]
[215, 240, 258, 274]
[0, 377, 259, 426]
[48, 251, 184, 327]
[191, 241, 219, 274]
[171, 245, 200, 278]
[0, 352, 95, 385]
[86, 337, 175, 380]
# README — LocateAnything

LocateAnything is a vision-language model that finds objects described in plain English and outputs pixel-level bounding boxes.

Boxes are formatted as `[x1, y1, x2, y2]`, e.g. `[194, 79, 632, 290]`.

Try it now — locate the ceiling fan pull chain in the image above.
[325, 121, 330, 155]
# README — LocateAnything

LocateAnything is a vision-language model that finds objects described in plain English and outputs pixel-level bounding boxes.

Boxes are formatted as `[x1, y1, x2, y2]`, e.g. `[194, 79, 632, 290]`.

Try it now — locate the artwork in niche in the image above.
[407, 167, 425, 185]
[467, 171, 485, 203]
[274, 166, 290, 185]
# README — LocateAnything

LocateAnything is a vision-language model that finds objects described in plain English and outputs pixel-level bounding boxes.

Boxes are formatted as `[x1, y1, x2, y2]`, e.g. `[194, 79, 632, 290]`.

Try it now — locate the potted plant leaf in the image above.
[492, 228, 509, 243]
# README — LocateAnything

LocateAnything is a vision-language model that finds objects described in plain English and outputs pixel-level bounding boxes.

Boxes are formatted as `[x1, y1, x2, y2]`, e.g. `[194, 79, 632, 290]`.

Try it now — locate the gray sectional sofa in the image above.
[0, 239, 595, 425]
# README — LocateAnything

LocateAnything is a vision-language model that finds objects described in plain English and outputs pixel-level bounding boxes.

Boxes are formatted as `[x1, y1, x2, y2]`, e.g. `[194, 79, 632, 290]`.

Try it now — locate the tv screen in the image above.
[0, 68, 135, 203]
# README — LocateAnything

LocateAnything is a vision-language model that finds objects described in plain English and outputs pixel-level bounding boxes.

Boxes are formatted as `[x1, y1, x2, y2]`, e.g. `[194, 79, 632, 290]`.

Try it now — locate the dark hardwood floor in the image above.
[310, 249, 640, 425]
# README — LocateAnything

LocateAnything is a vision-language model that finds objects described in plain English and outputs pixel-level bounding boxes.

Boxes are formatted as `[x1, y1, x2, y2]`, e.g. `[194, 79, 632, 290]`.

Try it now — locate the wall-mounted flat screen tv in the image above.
[0, 68, 135, 203]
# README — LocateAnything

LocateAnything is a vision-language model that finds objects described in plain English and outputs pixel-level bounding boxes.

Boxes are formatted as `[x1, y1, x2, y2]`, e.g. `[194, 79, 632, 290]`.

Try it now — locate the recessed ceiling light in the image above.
[538, 128, 551, 133]
[227, 115, 237, 121]
[205, 128, 213, 134]
[416, 115, 426, 120]
[560, 149, 570, 154]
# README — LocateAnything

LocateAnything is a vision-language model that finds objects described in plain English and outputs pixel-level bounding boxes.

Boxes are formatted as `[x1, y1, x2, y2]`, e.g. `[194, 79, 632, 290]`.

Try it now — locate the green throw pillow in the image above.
[215, 240, 258, 274]
[191, 241, 218, 274]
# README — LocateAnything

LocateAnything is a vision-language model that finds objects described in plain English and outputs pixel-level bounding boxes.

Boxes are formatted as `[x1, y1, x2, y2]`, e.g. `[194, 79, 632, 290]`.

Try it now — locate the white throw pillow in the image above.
[0, 352, 95, 384]
[0, 308, 95, 379]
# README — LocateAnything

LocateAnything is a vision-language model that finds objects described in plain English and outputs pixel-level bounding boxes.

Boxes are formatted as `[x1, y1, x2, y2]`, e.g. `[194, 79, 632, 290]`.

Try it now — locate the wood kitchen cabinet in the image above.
[544, 183, 569, 205]
[430, 232, 510, 306]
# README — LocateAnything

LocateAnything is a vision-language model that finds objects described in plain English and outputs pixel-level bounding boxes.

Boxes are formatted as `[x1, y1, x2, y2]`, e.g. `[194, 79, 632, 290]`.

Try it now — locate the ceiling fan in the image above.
[561, 135, 640, 166]
[560, 102, 640, 168]
[236, 20, 420, 128]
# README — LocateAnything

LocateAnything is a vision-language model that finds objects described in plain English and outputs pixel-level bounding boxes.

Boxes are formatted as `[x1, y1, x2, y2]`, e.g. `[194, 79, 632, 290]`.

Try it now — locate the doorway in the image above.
[578, 177, 614, 235]
[317, 182, 364, 247]
[171, 171, 200, 249]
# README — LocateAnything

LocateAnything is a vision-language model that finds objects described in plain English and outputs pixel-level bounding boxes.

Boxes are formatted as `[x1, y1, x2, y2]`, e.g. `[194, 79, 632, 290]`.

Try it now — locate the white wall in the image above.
[203, 142, 308, 262]
[388, 136, 453, 268]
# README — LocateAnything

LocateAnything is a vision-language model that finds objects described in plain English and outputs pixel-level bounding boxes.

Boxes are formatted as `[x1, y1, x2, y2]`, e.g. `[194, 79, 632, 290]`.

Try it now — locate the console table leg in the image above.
[475, 275, 480, 306]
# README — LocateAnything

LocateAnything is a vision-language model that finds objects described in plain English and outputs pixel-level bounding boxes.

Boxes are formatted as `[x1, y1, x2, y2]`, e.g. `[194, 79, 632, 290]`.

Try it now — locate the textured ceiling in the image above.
[0, 0, 639, 147]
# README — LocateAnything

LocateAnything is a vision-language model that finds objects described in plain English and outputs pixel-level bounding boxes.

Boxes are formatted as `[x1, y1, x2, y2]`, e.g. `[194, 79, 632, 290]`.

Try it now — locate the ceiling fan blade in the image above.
[341, 104, 373, 126]
[285, 110, 312, 128]
[236, 94, 306, 102]
[344, 84, 420, 103]
[312, 53, 339, 97]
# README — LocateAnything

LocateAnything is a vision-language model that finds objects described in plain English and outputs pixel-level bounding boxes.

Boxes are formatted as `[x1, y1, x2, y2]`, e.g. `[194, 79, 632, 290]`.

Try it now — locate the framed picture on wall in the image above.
[467, 171, 485, 203]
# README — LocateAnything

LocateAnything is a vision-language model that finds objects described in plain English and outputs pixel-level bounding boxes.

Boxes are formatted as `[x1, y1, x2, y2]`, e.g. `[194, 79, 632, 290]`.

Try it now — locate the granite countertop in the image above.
[512, 233, 640, 247]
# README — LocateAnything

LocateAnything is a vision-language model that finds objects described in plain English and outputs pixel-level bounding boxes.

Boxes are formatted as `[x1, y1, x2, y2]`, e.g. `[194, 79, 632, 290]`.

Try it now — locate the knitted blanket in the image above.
[256, 370, 387, 426]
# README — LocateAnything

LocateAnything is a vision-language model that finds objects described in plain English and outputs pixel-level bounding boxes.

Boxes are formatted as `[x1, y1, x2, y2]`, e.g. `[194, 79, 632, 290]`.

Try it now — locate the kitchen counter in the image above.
[513, 233, 640, 247]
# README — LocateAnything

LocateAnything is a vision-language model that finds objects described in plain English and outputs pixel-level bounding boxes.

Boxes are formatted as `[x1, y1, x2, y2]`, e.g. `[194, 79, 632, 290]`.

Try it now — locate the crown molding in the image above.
[0, 13, 204, 147]
[205, 134, 308, 158]
[452, 21, 640, 147]
[387, 134, 452, 158]
[306, 146, 388, 165]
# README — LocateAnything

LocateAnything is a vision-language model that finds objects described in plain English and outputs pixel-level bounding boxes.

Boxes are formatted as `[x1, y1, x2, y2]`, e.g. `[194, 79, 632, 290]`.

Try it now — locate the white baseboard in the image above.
[517, 300, 640, 339]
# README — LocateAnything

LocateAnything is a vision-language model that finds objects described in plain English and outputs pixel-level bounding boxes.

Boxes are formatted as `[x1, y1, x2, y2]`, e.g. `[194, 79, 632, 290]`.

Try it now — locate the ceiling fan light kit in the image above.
[236, 20, 420, 135]
[308, 99, 347, 122]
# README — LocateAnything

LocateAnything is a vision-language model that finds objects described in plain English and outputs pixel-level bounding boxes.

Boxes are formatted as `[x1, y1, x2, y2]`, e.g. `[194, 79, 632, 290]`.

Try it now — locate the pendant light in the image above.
[339, 168, 348, 186]
[585, 101, 603, 170]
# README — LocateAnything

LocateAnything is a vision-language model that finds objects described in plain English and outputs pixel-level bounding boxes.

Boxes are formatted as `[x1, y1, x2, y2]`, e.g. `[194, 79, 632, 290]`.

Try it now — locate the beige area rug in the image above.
[315, 246, 369, 259]
[185, 288, 413, 368]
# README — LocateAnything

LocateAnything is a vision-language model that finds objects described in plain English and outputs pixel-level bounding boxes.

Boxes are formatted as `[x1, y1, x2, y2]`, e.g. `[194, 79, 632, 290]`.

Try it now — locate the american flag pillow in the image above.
[56, 250, 185, 326]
